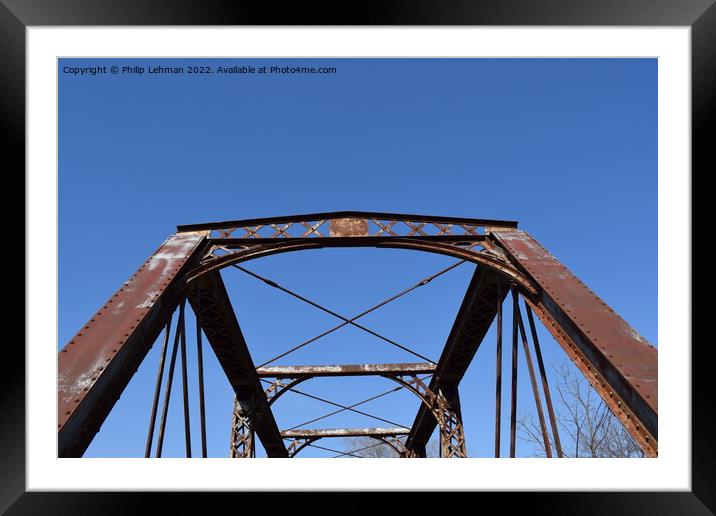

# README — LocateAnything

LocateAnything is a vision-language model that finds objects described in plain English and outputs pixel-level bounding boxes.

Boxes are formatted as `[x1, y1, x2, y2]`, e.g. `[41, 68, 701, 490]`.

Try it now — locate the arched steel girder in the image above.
[183, 238, 538, 297]
[286, 434, 408, 458]
[264, 377, 313, 406]
[380, 375, 466, 458]
[263, 374, 439, 419]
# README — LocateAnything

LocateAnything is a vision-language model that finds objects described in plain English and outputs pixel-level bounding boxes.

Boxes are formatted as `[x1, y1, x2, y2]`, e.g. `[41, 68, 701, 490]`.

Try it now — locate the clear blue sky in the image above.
[59, 58, 657, 458]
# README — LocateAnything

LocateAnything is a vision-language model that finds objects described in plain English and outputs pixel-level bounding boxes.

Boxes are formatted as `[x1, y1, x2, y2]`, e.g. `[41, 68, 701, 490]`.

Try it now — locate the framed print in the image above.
[5, 0, 711, 513]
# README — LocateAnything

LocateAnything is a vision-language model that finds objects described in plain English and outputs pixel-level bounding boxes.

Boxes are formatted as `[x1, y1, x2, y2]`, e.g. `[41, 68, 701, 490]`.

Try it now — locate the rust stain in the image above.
[58, 231, 207, 430]
[493, 229, 658, 414]
[329, 217, 369, 237]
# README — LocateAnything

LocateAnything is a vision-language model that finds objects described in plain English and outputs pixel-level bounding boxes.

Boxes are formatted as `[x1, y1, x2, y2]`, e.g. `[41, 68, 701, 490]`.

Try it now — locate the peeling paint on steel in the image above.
[257, 362, 437, 377]
[329, 217, 369, 237]
[281, 427, 411, 438]
[58, 231, 207, 434]
[492, 228, 658, 423]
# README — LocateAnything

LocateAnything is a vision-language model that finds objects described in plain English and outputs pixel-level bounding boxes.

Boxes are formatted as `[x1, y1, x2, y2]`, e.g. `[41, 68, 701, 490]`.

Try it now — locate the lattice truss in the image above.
[229, 399, 254, 458]
[57, 212, 658, 459]
[211, 217, 487, 239]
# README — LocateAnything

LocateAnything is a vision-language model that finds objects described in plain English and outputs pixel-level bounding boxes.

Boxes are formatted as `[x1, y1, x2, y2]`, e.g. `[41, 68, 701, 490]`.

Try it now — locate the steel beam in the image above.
[177, 210, 518, 233]
[281, 427, 411, 439]
[405, 266, 507, 454]
[186, 270, 288, 457]
[58, 231, 208, 457]
[492, 229, 658, 455]
[211, 235, 488, 247]
[257, 363, 437, 378]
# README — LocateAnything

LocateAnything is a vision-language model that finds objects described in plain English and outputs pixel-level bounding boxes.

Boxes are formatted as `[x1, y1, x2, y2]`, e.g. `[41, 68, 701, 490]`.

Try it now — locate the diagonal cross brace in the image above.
[187, 270, 288, 457]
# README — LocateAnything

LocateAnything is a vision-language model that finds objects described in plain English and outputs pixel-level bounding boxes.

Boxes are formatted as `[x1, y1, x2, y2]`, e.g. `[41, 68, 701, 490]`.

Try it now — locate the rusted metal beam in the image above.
[491, 229, 658, 456]
[257, 363, 437, 378]
[58, 232, 208, 457]
[405, 266, 507, 454]
[211, 235, 488, 246]
[186, 270, 288, 457]
[177, 211, 518, 233]
[281, 427, 411, 439]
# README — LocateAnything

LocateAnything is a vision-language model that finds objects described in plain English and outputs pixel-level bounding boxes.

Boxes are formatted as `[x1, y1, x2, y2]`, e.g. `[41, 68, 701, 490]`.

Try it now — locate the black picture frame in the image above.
[4, 1, 710, 513]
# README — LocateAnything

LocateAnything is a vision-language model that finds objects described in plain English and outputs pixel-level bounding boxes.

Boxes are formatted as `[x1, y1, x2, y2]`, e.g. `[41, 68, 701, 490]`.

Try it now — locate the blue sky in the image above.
[59, 58, 657, 458]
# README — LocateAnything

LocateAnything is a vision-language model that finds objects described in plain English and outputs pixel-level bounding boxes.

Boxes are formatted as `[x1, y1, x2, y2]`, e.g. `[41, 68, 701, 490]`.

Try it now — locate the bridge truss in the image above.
[58, 211, 657, 458]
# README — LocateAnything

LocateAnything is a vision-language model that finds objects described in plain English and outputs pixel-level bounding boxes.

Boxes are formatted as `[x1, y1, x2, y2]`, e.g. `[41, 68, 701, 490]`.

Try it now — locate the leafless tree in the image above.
[518, 360, 644, 458]
[425, 436, 440, 458]
[342, 436, 441, 458]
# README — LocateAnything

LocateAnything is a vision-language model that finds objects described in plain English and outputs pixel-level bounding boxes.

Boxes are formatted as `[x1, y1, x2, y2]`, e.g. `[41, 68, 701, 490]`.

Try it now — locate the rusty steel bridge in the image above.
[58, 211, 658, 458]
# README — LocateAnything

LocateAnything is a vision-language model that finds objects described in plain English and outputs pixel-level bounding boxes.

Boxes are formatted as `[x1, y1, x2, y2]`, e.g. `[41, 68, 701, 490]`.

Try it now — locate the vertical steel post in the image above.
[510, 285, 518, 458]
[494, 282, 503, 458]
[156, 300, 185, 457]
[525, 302, 563, 458]
[145, 315, 173, 458]
[195, 292, 208, 458]
[513, 288, 552, 457]
[179, 301, 192, 458]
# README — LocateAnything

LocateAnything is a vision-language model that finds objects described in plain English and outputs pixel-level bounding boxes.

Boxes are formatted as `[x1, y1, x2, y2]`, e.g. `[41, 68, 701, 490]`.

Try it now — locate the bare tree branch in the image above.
[518, 359, 644, 458]
[341, 435, 441, 458]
